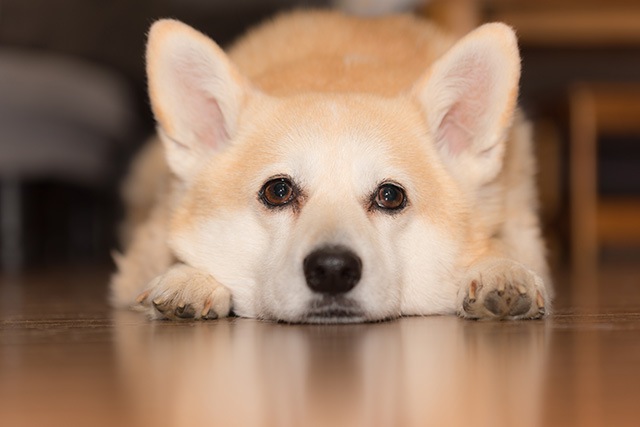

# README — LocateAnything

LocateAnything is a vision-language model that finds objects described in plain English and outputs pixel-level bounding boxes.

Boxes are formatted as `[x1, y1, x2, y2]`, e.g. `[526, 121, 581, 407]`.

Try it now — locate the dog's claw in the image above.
[468, 280, 478, 301]
[536, 291, 544, 308]
[201, 298, 214, 319]
[136, 289, 151, 304]
[536, 291, 546, 316]
[175, 304, 196, 319]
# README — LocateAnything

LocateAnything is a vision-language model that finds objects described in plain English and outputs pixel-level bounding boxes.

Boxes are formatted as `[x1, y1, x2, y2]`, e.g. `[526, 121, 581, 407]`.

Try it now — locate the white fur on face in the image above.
[252, 123, 404, 322]
[170, 95, 463, 322]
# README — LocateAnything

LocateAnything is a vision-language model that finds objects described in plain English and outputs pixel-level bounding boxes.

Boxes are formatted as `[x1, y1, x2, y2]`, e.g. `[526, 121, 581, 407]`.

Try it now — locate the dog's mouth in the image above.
[303, 296, 365, 324]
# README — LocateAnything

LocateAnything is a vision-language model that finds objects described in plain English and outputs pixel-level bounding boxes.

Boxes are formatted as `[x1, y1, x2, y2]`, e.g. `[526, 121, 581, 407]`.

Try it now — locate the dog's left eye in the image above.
[260, 177, 295, 207]
[374, 183, 406, 211]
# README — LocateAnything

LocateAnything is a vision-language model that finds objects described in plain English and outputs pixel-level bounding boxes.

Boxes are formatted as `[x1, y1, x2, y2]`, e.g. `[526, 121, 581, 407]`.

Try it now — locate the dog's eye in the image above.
[374, 183, 406, 211]
[260, 178, 295, 207]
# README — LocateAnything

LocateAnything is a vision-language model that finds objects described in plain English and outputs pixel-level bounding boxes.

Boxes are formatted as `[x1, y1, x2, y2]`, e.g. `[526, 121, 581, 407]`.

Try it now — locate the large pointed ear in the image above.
[146, 19, 250, 181]
[415, 23, 521, 185]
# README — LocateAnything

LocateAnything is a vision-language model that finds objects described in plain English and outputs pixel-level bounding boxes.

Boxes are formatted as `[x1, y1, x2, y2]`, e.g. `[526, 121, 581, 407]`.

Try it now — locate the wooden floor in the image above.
[1, 263, 639, 427]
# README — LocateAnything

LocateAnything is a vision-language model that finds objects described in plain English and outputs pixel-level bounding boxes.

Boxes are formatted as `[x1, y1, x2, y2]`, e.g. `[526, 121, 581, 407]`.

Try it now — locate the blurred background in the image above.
[0, 0, 639, 293]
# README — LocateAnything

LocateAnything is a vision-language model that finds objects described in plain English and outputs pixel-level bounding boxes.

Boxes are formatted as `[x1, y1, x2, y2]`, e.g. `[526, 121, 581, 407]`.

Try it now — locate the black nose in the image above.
[303, 246, 362, 295]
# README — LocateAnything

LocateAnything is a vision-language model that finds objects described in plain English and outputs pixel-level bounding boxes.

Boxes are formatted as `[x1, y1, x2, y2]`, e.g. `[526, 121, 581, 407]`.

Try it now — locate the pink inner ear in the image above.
[438, 101, 474, 156]
[173, 57, 229, 150]
[435, 57, 491, 157]
[200, 96, 229, 149]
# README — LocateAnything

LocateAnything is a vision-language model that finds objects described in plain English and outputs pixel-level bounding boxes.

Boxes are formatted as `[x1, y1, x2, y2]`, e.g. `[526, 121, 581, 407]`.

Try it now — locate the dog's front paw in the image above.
[137, 264, 231, 320]
[458, 259, 547, 320]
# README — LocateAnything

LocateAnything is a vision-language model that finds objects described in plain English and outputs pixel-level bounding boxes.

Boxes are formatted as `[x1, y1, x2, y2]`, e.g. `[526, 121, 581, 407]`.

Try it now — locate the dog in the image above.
[110, 10, 552, 323]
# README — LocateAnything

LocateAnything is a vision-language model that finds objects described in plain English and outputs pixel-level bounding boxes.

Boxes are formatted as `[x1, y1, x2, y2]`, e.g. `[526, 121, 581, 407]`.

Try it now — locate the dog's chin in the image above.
[262, 296, 396, 324]
[302, 296, 367, 324]
[303, 310, 366, 324]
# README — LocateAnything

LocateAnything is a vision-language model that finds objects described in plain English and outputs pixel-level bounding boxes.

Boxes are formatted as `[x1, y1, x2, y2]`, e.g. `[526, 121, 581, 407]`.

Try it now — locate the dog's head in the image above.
[145, 18, 520, 323]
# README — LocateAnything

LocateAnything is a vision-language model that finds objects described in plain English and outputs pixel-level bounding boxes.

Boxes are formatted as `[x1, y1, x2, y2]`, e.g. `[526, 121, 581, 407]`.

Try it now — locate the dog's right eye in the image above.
[373, 183, 407, 212]
[260, 178, 295, 208]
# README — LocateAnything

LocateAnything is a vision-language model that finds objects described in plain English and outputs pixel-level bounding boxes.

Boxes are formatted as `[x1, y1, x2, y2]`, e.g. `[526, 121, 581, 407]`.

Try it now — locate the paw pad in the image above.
[460, 261, 548, 320]
[137, 265, 232, 321]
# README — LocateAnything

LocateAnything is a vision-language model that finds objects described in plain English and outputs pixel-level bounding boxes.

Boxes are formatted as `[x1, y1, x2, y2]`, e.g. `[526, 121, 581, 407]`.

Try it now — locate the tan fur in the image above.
[111, 10, 551, 322]
[228, 11, 454, 95]
[118, 136, 170, 249]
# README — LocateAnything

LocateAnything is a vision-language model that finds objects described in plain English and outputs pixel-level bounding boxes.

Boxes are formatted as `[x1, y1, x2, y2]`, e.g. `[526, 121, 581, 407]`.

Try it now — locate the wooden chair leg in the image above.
[569, 86, 599, 296]
[1, 177, 24, 274]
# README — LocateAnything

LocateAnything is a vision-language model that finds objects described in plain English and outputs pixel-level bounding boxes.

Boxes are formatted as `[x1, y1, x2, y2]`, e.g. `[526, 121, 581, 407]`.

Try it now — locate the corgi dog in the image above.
[110, 10, 552, 323]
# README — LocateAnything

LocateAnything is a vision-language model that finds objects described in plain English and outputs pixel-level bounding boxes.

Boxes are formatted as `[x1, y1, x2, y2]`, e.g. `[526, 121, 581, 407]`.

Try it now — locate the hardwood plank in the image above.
[2, 265, 640, 427]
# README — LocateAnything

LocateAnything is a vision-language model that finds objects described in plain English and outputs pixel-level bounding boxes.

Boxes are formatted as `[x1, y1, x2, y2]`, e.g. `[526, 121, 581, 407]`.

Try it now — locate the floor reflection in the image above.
[113, 313, 549, 427]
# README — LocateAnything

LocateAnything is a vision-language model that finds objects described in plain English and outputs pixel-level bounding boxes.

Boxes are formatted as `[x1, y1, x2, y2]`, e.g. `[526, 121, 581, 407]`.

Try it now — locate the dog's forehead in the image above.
[249, 94, 427, 188]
